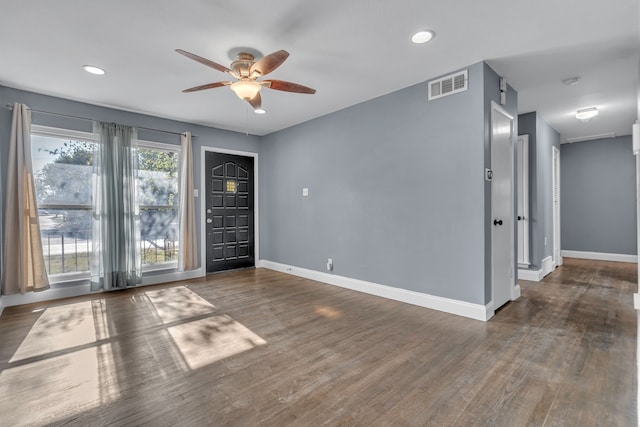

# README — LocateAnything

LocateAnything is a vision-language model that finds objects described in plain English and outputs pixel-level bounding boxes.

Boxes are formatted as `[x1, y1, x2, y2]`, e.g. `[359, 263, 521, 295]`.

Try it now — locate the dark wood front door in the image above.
[205, 151, 254, 272]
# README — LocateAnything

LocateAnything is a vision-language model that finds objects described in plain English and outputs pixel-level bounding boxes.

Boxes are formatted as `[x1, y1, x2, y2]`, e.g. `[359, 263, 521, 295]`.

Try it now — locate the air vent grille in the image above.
[430, 81, 441, 98]
[428, 69, 468, 100]
[453, 73, 466, 90]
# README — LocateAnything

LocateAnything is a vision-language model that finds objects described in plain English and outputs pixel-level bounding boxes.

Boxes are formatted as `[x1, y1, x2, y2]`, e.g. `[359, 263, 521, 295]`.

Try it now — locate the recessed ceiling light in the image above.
[576, 107, 598, 122]
[411, 30, 435, 44]
[254, 108, 266, 115]
[82, 65, 106, 75]
[562, 76, 580, 86]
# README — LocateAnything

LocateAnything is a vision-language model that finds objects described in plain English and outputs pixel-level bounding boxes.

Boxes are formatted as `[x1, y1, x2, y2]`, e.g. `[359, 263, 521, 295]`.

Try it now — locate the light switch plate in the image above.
[193, 189, 199, 197]
[302, 188, 309, 197]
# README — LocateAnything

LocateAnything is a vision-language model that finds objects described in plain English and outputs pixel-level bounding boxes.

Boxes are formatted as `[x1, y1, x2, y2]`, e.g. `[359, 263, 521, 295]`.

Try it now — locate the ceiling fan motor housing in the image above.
[231, 53, 256, 78]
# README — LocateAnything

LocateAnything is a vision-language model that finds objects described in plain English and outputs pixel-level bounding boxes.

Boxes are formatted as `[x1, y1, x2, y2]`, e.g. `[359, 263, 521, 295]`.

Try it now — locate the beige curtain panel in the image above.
[2, 103, 50, 295]
[178, 131, 198, 271]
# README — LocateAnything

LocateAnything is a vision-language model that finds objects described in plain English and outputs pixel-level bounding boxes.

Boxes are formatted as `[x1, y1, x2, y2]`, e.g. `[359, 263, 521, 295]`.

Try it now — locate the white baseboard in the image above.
[511, 284, 521, 300]
[257, 260, 494, 321]
[554, 255, 563, 268]
[2, 268, 206, 309]
[0, 295, 5, 317]
[142, 268, 205, 286]
[518, 268, 543, 282]
[2, 283, 92, 308]
[518, 256, 554, 283]
[541, 256, 554, 277]
[634, 293, 640, 310]
[561, 250, 638, 264]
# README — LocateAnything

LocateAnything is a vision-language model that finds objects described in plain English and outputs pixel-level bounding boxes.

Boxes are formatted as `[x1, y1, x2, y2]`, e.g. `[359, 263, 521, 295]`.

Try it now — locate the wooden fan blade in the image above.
[251, 50, 289, 76]
[247, 92, 262, 110]
[182, 81, 231, 93]
[176, 49, 232, 74]
[263, 79, 316, 94]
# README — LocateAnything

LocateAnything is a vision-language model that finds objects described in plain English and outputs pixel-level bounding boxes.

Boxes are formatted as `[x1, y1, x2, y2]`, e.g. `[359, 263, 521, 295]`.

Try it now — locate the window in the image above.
[31, 125, 181, 281]
[32, 127, 95, 279]
[137, 142, 180, 268]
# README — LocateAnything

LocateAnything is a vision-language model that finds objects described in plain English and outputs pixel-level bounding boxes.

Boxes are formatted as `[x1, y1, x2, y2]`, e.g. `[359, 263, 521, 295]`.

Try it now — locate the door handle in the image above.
[493, 219, 503, 226]
[206, 218, 212, 223]
[517, 216, 525, 221]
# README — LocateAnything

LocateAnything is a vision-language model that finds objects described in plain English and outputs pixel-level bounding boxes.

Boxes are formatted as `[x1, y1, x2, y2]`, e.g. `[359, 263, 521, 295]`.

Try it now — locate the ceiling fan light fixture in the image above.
[576, 107, 598, 122]
[411, 30, 435, 44]
[230, 80, 261, 100]
[176, 48, 316, 112]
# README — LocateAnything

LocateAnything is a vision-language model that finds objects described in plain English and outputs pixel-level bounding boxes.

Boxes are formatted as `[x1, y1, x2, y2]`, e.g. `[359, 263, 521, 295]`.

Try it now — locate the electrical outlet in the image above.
[326, 258, 333, 271]
[544, 237, 547, 246]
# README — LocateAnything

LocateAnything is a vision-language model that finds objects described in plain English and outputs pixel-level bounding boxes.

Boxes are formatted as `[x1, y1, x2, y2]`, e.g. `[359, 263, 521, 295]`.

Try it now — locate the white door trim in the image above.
[516, 134, 530, 266]
[490, 101, 517, 311]
[552, 146, 562, 268]
[200, 146, 260, 272]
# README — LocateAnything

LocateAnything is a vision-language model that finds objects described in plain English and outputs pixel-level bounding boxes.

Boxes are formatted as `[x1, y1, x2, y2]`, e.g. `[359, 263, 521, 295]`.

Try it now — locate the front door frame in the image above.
[200, 146, 259, 272]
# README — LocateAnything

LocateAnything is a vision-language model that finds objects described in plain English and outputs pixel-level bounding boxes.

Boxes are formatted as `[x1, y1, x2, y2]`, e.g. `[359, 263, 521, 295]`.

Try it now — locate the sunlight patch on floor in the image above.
[1, 299, 120, 425]
[1, 285, 265, 423]
[145, 286, 216, 324]
[0, 345, 119, 426]
[315, 306, 342, 319]
[168, 315, 266, 370]
[10, 301, 100, 362]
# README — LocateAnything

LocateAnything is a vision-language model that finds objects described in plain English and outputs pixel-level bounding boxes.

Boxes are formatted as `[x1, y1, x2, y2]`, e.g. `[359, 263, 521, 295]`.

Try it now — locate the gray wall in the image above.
[561, 136, 637, 255]
[1, 61, 520, 307]
[518, 112, 561, 269]
[260, 61, 517, 306]
[0, 85, 260, 275]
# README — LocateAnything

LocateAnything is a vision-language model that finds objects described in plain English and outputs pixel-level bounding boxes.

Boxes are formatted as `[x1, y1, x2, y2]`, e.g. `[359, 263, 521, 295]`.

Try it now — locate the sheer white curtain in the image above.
[2, 103, 49, 295]
[91, 122, 141, 290]
[178, 131, 198, 270]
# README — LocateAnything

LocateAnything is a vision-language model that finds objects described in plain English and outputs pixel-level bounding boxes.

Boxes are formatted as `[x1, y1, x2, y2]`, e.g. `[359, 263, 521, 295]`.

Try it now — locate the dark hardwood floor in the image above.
[0, 258, 636, 426]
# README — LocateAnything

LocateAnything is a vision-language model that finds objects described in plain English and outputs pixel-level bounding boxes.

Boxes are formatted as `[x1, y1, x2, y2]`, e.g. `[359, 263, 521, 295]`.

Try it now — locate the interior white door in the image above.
[491, 103, 515, 310]
[516, 135, 530, 266]
[552, 146, 562, 267]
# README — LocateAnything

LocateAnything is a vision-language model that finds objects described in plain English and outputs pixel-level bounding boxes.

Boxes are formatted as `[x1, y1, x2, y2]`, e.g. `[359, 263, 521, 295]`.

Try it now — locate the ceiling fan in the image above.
[176, 48, 316, 111]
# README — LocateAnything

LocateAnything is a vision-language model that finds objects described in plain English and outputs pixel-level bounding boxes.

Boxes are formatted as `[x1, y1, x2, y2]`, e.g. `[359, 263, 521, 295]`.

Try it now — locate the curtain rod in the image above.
[5, 104, 197, 138]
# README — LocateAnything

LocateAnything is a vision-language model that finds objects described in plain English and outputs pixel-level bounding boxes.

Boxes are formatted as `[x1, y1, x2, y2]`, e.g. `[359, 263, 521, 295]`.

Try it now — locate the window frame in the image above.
[31, 125, 182, 283]
[136, 138, 181, 272]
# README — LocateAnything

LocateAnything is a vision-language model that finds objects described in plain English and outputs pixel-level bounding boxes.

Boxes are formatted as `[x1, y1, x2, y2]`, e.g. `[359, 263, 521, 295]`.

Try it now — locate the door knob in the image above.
[206, 218, 212, 223]
[517, 216, 522, 221]
[493, 219, 503, 226]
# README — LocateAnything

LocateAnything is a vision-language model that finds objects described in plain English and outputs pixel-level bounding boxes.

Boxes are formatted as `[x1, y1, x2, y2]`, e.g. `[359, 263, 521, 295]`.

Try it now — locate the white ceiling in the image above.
[1, 0, 638, 139]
